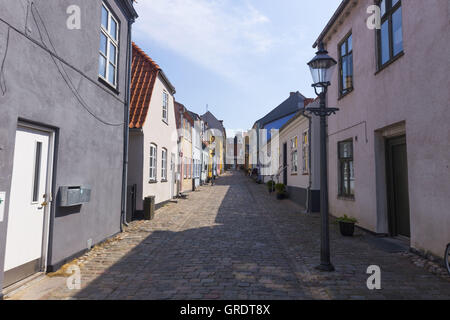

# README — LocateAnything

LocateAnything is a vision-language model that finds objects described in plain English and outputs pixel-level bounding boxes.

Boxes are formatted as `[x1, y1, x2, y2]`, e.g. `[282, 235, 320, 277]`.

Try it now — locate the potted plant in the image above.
[275, 183, 286, 200]
[267, 180, 275, 193]
[336, 215, 358, 236]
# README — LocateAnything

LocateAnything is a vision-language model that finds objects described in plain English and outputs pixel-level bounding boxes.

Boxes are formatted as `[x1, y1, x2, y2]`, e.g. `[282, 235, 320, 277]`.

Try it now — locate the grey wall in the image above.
[0, 0, 133, 289]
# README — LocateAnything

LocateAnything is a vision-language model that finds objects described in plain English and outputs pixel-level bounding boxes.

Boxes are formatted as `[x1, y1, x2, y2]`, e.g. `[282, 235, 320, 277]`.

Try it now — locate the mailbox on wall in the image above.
[59, 186, 91, 207]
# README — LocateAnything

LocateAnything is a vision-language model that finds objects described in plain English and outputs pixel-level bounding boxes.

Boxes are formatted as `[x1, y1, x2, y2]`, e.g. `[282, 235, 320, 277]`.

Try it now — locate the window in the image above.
[32, 141, 42, 202]
[162, 91, 169, 122]
[184, 158, 187, 179]
[188, 158, 192, 178]
[149, 144, 157, 181]
[338, 140, 355, 198]
[302, 131, 309, 174]
[99, 3, 119, 87]
[339, 33, 353, 96]
[184, 120, 191, 141]
[161, 148, 167, 181]
[290, 136, 298, 174]
[377, 0, 403, 68]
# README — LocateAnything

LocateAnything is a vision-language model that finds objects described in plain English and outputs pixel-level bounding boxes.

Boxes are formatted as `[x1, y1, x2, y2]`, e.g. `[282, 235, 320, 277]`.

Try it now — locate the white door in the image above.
[3, 126, 52, 286]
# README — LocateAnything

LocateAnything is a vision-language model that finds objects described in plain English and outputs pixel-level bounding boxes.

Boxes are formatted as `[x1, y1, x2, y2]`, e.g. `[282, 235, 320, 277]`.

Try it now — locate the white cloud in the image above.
[133, 0, 274, 81]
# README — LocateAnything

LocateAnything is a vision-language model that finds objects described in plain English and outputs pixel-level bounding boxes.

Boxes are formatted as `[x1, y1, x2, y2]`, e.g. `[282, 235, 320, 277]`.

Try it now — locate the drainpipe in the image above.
[120, 18, 134, 232]
[300, 109, 313, 214]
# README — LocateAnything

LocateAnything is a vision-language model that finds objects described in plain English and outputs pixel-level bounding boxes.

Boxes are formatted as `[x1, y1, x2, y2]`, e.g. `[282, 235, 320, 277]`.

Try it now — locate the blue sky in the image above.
[132, 0, 342, 133]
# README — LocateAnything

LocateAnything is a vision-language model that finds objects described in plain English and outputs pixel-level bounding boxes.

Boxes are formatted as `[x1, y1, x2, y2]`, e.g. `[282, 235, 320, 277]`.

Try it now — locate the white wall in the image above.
[279, 115, 310, 189]
[141, 75, 178, 205]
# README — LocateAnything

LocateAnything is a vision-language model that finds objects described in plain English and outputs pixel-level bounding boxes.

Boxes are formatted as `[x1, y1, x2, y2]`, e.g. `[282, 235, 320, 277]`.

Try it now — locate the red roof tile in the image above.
[129, 42, 161, 129]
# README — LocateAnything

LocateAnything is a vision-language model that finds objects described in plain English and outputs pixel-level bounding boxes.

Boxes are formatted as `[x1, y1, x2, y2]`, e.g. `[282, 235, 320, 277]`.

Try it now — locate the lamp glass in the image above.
[308, 43, 337, 85]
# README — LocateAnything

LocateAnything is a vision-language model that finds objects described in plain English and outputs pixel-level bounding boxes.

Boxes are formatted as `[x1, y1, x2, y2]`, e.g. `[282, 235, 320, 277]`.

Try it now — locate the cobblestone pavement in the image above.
[8, 171, 450, 300]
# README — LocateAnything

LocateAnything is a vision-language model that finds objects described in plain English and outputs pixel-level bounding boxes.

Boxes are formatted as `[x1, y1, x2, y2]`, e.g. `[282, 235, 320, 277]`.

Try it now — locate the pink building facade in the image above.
[316, 0, 449, 258]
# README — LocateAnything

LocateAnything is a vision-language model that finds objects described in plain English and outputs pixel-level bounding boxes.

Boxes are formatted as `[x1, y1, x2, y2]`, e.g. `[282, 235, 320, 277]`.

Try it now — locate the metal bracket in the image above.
[306, 107, 340, 117]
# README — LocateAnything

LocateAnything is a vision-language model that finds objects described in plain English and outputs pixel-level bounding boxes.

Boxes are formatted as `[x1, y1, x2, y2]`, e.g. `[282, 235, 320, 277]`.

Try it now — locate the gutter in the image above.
[120, 17, 135, 231]
[159, 69, 176, 95]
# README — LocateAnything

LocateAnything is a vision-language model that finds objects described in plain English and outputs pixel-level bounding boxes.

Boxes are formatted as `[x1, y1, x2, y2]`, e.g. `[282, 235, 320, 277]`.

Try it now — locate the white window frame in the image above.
[291, 136, 298, 174]
[149, 143, 157, 181]
[161, 148, 167, 181]
[162, 91, 169, 123]
[99, 3, 119, 87]
[302, 130, 309, 174]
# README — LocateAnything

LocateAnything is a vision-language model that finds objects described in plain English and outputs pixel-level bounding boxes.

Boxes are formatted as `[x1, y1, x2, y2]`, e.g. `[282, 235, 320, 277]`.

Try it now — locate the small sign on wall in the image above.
[0, 192, 5, 222]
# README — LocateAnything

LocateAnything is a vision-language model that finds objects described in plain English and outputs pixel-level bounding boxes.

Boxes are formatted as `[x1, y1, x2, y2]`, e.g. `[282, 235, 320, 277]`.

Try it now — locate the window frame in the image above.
[149, 143, 157, 182]
[290, 136, 298, 174]
[162, 91, 169, 123]
[99, 3, 119, 88]
[302, 130, 309, 175]
[376, 0, 403, 70]
[161, 148, 167, 181]
[338, 31, 353, 98]
[338, 140, 355, 198]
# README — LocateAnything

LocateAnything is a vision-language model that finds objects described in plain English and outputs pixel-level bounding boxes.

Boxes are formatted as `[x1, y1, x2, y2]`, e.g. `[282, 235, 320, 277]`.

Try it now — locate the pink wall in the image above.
[322, 0, 450, 257]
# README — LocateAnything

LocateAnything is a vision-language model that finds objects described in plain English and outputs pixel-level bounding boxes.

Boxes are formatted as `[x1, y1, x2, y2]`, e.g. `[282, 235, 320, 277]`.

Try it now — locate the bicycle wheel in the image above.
[446, 244, 450, 276]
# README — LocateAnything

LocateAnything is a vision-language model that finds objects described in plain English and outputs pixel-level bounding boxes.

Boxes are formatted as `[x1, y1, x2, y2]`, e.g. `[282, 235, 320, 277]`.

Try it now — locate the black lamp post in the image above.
[306, 42, 338, 272]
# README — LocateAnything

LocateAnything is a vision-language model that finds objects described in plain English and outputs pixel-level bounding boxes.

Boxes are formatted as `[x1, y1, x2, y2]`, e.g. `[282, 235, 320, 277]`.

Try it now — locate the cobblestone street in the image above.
[8, 171, 450, 300]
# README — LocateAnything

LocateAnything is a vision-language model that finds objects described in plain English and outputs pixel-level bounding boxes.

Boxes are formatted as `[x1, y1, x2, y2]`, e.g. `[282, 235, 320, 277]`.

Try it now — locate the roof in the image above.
[254, 91, 308, 128]
[174, 101, 194, 129]
[119, 0, 138, 20]
[201, 111, 225, 134]
[129, 43, 175, 129]
[279, 98, 319, 133]
[313, 0, 352, 48]
[188, 111, 201, 121]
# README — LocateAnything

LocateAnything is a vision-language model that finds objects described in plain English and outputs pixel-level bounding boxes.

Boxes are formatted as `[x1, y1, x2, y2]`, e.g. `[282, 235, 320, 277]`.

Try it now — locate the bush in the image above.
[274, 183, 286, 194]
[267, 180, 275, 188]
[335, 214, 358, 224]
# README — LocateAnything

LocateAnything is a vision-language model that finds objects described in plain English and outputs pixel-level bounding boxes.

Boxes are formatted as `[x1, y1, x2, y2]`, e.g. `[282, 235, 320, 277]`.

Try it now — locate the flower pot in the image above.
[276, 193, 285, 200]
[339, 221, 355, 236]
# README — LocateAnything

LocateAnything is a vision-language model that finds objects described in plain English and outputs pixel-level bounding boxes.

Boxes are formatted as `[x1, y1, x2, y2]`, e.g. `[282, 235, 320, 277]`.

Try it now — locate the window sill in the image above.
[162, 119, 168, 126]
[302, 172, 309, 176]
[291, 172, 298, 176]
[338, 88, 354, 101]
[98, 77, 120, 95]
[161, 179, 168, 183]
[375, 51, 404, 75]
[148, 180, 158, 184]
[337, 195, 355, 201]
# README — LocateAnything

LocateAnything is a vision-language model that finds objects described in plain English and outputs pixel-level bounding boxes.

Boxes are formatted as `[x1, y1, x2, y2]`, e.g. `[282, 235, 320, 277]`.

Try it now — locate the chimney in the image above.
[290, 91, 299, 97]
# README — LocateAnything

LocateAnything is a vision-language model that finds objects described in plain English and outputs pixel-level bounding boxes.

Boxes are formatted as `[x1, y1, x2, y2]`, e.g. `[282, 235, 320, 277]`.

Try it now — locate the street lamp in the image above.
[306, 42, 338, 272]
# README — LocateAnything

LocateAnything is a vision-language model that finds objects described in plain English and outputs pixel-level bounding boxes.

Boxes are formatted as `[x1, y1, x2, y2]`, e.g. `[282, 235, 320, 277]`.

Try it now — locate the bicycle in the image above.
[445, 243, 450, 276]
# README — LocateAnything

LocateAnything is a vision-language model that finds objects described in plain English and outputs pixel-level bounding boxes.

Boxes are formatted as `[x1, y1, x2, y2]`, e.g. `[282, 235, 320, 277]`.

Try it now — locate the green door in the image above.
[386, 136, 411, 238]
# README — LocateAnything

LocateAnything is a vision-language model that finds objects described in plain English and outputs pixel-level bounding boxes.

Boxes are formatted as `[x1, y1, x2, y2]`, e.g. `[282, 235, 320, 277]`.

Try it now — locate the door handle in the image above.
[38, 194, 50, 209]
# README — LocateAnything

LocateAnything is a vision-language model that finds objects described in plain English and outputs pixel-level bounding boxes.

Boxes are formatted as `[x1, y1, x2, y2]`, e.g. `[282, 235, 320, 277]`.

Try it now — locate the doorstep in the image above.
[2, 272, 46, 299]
